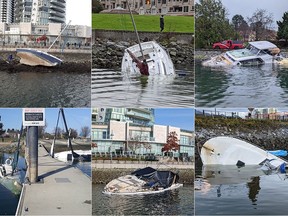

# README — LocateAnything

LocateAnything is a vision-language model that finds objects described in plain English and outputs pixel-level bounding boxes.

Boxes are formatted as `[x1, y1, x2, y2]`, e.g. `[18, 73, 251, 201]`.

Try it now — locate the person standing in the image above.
[160, 15, 164, 32]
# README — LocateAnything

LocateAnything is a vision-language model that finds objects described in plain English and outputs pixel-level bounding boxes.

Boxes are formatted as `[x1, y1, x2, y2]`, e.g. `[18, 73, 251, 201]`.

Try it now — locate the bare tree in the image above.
[247, 9, 274, 40]
[81, 126, 90, 138]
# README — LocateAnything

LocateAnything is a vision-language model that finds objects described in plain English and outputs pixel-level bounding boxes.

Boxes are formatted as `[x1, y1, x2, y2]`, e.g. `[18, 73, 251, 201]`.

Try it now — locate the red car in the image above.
[212, 40, 244, 49]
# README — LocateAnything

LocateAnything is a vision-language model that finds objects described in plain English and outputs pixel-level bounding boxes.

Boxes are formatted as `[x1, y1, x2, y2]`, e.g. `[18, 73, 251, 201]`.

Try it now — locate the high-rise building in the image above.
[14, 0, 66, 24]
[0, 0, 14, 23]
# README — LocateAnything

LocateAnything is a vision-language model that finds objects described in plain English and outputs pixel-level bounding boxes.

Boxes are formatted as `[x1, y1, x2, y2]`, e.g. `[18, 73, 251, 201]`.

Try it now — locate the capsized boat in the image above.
[103, 167, 183, 195]
[16, 48, 62, 67]
[202, 41, 285, 67]
[122, 41, 175, 75]
[200, 136, 287, 171]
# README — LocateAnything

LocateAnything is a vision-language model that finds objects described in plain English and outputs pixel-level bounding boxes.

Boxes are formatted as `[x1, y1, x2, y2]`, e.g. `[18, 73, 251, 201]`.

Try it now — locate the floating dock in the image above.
[16, 144, 91, 215]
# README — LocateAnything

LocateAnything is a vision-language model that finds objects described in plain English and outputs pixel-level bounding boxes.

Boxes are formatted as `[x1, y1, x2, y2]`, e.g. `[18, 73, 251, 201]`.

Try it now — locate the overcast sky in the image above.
[196, 0, 288, 30]
[66, 0, 91, 26]
[221, 0, 288, 29]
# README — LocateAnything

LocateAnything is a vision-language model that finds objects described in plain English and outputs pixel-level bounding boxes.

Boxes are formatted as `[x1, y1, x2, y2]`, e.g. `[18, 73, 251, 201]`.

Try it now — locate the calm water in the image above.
[92, 184, 194, 215]
[195, 164, 288, 215]
[0, 71, 90, 107]
[91, 67, 194, 107]
[195, 62, 288, 107]
[0, 153, 26, 215]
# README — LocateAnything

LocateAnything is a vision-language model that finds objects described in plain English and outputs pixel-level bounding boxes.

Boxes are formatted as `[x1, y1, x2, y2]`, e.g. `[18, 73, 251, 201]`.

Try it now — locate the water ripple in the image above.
[91, 68, 194, 107]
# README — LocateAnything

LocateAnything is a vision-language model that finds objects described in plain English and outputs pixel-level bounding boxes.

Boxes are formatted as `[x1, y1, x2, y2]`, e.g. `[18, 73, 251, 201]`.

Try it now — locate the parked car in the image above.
[212, 40, 244, 49]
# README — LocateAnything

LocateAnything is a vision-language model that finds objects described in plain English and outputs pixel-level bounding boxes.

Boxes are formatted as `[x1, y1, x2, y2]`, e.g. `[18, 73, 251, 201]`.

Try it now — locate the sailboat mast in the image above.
[127, 1, 144, 58]
[47, 20, 71, 52]
[11, 124, 23, 176]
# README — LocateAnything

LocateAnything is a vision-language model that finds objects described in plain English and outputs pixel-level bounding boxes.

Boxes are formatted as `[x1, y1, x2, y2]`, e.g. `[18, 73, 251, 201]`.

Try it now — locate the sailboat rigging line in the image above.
[127, 1, 144, 58]
[50, 109, 61, 158]
[59, 108, 80, 158]
[11, 124, 23, 176]
[47, 20, 72, 52]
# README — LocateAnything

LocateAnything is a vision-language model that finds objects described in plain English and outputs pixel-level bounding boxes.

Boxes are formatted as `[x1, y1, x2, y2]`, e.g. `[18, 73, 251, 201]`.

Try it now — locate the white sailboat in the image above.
[50, 108, 91, 162]
[121, 1, 175, 75]
[16, 21, 71, 67]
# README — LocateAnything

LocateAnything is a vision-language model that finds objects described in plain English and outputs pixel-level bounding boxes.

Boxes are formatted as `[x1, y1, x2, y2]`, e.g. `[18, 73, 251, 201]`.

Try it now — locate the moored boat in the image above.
[54, 150, 91, 162]
[103, 167, 183, 195]
[16, 48, 62, 67]
[202, 41, 285, 67]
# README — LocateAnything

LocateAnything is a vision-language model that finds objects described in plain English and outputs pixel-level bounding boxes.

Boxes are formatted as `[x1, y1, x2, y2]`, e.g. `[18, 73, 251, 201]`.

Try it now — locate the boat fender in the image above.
[5, 158, 12, 166]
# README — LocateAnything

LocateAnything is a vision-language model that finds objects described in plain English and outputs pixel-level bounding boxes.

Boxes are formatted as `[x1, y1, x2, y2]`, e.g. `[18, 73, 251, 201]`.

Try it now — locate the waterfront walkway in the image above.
[17, 144, 91, 215]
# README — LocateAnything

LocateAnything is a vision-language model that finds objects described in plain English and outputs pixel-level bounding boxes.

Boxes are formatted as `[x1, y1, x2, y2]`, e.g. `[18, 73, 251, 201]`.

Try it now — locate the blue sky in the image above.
[154, 108, 195, 131]
[0, 108, 91, 134]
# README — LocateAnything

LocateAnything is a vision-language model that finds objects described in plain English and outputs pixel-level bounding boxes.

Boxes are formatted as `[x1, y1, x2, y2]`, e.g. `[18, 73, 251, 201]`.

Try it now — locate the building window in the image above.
[184, 6, 188, 12]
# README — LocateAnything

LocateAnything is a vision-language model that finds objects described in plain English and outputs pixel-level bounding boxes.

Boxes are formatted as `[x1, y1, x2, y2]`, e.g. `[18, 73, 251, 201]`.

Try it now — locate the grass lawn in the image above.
[92, 14, 194, 33]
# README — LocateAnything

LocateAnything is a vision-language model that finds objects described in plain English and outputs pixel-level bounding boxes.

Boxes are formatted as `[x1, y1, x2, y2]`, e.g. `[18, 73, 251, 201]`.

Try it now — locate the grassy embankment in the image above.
[92, 14, 194, 33]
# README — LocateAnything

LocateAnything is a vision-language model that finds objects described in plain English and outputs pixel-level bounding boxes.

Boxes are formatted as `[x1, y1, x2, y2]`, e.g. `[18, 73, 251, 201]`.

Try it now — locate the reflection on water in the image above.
[0, 71, 90, 107]
[92, 68, 194, 107]
[92, 184, 194, 215]
[196, 62, 288, 107]
[195, 164, 288, 215]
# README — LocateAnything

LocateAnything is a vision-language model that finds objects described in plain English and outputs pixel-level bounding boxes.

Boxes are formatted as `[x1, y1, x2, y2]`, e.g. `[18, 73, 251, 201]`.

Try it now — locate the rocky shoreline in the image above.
[92, 38, 194, 69]
[92, 168, 194, 185]
[195, 116, 288, 161]
[0, 52, 91, 73]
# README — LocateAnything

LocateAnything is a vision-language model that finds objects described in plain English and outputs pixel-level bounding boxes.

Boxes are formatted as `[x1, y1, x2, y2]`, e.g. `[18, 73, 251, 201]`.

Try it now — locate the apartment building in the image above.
[14, 0, 66, 24]
[0, 0, 14, 23]
[100, 0, 194, 16]
[92, 109, 194, 159]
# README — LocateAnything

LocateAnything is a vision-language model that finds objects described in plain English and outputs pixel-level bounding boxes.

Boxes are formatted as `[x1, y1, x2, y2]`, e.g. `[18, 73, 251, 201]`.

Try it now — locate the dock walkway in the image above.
[17, 144, 91, 215]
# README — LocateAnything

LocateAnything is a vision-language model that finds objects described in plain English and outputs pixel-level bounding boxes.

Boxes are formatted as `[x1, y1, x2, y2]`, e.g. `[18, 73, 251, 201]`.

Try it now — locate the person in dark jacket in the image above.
[127, 49, 149, 76]
[160, 15, 164, 32]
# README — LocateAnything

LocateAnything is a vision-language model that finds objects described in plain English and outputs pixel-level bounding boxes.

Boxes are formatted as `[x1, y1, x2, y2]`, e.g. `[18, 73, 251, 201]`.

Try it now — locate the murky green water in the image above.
[196, 61, 288, 107]
[0, 71, 90, 107]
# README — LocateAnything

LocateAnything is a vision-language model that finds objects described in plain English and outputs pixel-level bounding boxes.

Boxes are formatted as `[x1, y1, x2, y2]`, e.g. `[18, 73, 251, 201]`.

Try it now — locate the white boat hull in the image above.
[200, 136, 286, 166]
[54, 150, 91, 162]
[103, 175, 183, 196]
[121, 41, 175, 75]
[16, 48, 62, 67]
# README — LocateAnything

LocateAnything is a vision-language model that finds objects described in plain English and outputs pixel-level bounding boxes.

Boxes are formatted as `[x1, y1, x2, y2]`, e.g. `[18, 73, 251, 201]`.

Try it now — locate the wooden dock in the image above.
[16, 144, 91, 215]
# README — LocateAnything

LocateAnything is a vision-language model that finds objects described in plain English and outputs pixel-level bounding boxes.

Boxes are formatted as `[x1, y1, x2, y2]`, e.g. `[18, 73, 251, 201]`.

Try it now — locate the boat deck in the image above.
[16, 144, 91, 215]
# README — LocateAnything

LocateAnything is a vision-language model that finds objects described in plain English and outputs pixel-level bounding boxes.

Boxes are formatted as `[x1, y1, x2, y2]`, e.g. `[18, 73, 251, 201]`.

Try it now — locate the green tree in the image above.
[231, 14, 249, 40]
[195, 0, 234, 48]
[247, 9, 273, 41]
[277, 12, 288, 42]
[92, 0, 104, 13]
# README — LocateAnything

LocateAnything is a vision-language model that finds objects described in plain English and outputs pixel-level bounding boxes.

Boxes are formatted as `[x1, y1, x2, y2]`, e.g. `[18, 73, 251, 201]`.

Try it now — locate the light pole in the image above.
[110, 131, 114, 161]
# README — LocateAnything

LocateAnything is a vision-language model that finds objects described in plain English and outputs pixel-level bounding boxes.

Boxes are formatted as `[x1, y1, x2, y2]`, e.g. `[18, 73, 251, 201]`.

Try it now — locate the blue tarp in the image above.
[268, 150, 288, 157]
